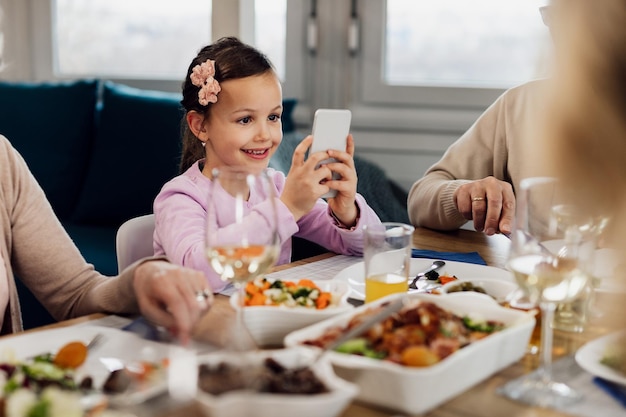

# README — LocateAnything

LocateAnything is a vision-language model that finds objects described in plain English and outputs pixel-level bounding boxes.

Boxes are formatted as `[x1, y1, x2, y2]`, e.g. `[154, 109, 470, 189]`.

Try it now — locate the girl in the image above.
[153, 37, 381, 292]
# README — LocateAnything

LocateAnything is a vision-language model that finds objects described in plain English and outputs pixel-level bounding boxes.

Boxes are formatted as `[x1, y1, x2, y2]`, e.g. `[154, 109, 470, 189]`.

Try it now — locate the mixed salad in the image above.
[244, 278, 335, 309]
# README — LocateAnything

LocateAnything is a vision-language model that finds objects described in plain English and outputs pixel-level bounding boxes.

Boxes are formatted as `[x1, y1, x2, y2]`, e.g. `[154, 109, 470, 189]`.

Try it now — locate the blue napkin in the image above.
[594, 377, 626, 408]
[412, 249, 486, 266]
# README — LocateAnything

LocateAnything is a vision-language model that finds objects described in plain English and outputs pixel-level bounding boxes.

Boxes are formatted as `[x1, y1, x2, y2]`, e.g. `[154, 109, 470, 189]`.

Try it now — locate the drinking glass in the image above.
[205, 166, 280, 351]
[498, 177, 595, 407]
[363, 222, 414, 303]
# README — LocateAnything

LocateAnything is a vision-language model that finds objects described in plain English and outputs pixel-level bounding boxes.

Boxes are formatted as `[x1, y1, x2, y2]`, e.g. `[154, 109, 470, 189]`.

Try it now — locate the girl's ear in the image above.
[186, 111, 209, 142]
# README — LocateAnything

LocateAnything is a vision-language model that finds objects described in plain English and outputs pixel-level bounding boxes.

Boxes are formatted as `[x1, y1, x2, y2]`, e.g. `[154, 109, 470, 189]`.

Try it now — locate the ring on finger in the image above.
[472, 197, 486, 202]
[195, 288, 212, 303]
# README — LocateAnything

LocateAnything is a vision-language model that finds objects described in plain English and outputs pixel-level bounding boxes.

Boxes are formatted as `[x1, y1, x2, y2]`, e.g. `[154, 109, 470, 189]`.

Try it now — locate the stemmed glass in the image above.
[498, 177, 596, 407]
[205, 166, 280, 351]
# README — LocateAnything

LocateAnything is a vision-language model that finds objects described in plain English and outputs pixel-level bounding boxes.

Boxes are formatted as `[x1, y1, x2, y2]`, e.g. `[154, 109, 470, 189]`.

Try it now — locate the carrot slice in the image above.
[439, 275, 458, 285]
[54, 341, 88, 369]
[298, 279, 318, 289]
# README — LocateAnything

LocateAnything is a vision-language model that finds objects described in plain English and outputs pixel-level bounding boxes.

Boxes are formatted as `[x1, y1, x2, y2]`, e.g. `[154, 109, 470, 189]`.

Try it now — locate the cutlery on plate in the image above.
[408, 260, 445, 290]
[311, 297, 406, 364]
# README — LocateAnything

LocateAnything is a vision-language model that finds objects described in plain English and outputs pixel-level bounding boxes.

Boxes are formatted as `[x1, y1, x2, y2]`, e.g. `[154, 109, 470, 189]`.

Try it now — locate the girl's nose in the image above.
[255, 122, 271, 140]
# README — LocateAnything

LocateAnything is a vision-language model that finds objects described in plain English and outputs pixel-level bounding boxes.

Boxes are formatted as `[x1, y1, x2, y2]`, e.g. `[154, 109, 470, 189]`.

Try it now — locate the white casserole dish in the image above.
[283, 292, 535, 415]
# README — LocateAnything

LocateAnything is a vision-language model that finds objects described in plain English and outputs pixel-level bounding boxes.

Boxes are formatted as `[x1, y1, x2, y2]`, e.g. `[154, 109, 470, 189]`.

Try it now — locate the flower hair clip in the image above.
[190, 59, 221, 106]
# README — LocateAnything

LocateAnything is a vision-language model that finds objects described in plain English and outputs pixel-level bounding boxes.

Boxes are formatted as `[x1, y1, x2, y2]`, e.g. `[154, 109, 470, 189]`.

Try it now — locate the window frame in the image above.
[358, 0, 506, 110]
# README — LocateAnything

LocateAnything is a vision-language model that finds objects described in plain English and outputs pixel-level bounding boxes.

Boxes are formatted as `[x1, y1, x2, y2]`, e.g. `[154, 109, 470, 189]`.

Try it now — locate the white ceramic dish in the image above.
[438, 277, 519, 303]
[333, 257, 515, 301]
[0, 325, 172, 407]
[284, 292, 535, 415]
[575, 329, 626, 386]
[194, 347, 358, 417]
[541, 240, 624, 293]
[230, 279, 353, 347]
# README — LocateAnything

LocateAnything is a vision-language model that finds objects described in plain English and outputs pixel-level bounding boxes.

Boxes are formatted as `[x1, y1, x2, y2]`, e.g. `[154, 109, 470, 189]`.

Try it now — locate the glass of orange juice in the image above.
[364, 222, 414, 303]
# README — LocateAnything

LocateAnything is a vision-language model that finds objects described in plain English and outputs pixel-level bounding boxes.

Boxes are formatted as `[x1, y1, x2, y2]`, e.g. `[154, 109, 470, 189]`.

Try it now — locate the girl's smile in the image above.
[241, 147, 271, 160]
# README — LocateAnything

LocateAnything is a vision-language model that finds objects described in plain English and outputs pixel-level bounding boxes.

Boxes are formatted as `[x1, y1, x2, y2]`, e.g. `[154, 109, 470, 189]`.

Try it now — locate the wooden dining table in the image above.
[11, 227, 626, 417]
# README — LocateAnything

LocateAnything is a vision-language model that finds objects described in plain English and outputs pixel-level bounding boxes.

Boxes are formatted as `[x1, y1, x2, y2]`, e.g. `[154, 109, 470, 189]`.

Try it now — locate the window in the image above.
[253, 0, 287, 80]
[360, 0, 550, 108]
[385, 0, 549, 88]
[53, 0, 212, 79]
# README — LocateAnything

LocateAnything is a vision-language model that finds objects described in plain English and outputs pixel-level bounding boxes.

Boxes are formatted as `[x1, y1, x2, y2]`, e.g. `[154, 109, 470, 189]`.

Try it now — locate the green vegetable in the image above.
[292, 287, 312, 299]
[335, 338, 386, 359]
[462, 316, 504, 333]
[27, 399, 50, 417]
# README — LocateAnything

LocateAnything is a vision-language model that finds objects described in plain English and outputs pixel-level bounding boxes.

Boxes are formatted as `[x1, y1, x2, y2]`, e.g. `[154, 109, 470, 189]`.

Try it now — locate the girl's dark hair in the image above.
[179, 37, 275, 173]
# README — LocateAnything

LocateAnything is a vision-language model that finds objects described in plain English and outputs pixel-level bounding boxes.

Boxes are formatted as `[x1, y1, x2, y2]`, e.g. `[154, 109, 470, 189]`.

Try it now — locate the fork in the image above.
[86, 333, 105, 351]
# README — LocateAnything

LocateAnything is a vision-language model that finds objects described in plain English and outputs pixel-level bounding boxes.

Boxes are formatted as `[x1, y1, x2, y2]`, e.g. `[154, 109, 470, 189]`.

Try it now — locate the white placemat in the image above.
[264, 255, 362, 281]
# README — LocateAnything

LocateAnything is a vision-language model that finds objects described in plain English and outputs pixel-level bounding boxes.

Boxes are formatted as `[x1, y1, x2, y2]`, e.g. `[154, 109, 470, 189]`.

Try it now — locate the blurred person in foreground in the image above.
[545, 0, 626, 241]
[543, 0, 626, 328]
[407, 6, 554, 236]
[0, 10, 211, 342]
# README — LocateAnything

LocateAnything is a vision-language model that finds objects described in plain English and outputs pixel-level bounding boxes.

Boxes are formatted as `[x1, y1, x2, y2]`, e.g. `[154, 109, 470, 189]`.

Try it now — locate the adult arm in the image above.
[2, 137, 208, 340]
[407, 90, 515, 233]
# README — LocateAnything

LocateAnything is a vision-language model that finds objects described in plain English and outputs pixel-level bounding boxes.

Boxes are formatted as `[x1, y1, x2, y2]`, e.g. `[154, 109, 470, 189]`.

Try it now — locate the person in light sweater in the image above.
[408, 79, 548, 236]
[0, 135, 211, 340]
[153, 37, 381, 293]
[408, 5, 555, 236]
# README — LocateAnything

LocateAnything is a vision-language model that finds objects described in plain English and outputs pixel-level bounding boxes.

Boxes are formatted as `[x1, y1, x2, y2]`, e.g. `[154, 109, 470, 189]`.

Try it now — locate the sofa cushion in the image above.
[282, 98, 297, 133]
[71, 81, 184, 226]
[0, 80, 98, 219]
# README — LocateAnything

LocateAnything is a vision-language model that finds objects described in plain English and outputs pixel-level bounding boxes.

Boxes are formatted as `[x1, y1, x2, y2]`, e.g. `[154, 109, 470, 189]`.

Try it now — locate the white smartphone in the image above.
[310, 109, 352, 198]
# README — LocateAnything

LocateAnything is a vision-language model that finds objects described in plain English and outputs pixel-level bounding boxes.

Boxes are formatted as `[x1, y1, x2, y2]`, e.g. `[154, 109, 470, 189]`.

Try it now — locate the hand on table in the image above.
[133, 261, 213, 345]
[453, 176, 515, 236]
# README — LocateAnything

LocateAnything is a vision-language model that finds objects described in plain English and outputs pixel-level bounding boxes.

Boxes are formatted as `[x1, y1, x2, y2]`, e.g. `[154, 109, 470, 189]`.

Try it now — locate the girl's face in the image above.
[201, 71, 283, 174]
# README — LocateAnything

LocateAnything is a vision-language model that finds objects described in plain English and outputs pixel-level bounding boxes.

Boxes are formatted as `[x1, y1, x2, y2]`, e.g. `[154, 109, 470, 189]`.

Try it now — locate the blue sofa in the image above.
[0, 79, 406, 329]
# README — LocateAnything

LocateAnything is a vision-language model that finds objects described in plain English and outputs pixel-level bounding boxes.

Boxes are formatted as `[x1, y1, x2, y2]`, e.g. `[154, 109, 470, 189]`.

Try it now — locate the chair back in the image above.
[116, 214, 156, 272]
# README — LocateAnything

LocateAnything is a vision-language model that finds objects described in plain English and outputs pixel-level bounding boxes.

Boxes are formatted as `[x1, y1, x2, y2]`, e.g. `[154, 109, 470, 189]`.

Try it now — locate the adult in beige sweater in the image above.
[407, 79, 547, 236]
[0, 135, 211, 341]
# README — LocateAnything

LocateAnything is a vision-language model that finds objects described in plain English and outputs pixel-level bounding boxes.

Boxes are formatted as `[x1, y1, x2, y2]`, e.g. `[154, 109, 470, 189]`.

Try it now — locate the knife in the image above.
[322, 297, 405, 353]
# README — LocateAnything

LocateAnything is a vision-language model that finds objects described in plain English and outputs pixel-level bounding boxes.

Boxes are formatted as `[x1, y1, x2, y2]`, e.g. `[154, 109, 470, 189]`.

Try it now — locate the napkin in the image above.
[594, 377, 626, 408]
[412, 249, 486, 266]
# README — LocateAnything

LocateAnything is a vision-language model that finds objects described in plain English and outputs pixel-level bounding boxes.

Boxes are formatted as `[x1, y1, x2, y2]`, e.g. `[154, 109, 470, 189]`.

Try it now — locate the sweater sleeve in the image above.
[1, 136, 140, 324]
[407, 87, 513, 231]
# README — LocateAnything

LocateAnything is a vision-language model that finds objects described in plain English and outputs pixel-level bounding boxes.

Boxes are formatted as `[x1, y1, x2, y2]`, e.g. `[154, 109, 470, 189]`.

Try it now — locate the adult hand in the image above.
[133, 261, 212, 345]
[453, 176, 515, 236]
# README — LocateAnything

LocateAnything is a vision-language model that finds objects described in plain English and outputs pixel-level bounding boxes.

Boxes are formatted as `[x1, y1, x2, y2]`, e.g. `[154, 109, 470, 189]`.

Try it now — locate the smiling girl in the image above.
[153, 37, 381, 292]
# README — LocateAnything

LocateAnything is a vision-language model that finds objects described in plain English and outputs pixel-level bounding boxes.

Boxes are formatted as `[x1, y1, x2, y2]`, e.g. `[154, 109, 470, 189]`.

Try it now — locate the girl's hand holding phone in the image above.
[281, 136, 335, 220]
[324, 134, 359, 228]
[281, 135, 359, 228]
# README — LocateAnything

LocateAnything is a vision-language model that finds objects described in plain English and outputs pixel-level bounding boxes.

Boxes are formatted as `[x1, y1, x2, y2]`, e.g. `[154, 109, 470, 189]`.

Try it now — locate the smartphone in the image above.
[310, 109, 352, 198]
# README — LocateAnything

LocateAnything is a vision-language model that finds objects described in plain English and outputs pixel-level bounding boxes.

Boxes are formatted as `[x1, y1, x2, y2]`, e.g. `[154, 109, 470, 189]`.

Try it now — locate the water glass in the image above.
[363, 222, 414, 303]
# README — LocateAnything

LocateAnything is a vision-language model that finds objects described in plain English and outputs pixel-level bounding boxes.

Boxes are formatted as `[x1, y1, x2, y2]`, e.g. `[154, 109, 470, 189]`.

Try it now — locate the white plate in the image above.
[333, 258, 514, 300]
[0, 325, 171, 406]
[575, 329, 626, 386]
[541, 240, 624, 293]
[438, 278, 518, 304]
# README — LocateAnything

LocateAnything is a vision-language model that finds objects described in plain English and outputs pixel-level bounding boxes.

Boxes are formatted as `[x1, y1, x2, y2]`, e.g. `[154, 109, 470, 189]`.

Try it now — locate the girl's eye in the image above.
[269, 114, 281, 122]
[238, 116, 252, 125]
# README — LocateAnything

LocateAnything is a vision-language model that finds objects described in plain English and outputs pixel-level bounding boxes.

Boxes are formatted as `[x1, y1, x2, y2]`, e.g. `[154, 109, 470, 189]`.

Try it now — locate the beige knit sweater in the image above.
[408, 80, 549, 231]
[0, 135, 140, 334]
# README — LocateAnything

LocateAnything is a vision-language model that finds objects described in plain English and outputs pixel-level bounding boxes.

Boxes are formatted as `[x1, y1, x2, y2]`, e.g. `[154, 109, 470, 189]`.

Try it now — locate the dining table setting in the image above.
[1, 226, 625, 417]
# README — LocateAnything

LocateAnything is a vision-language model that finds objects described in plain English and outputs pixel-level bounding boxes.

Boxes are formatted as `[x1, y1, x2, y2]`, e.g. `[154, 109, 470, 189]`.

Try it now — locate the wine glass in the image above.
[205, 166, 280, 351]
[498, 177, 596, 407]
